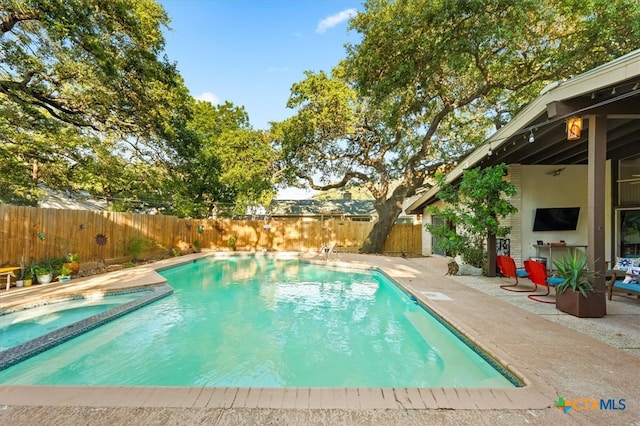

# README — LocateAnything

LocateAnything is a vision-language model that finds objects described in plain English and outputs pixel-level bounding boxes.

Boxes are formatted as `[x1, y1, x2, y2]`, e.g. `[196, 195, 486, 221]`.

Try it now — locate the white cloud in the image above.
[196, 92, 220, 104]
[267, 66, 289, 73]
[316, 8, 357, 34]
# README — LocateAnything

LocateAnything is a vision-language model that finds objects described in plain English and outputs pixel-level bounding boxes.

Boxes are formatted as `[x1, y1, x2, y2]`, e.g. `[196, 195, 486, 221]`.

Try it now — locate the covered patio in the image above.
[408, 49, 640, 315]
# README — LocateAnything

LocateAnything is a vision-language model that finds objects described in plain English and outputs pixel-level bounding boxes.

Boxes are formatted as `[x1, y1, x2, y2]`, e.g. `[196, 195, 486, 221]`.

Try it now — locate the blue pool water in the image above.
[0, 293, 145, 350]
[0, 256, 518, 388]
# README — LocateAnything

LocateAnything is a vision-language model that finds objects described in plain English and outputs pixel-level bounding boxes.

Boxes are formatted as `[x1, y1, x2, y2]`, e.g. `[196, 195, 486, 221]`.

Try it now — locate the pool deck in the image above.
[1, 252, 639, 425]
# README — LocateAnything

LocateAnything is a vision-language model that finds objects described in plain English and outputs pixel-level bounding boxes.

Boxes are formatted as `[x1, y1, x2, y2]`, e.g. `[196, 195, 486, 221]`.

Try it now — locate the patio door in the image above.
[616, 157, 640, 257]
[618, 209, 640, 257]
[431, 216, 447, 256]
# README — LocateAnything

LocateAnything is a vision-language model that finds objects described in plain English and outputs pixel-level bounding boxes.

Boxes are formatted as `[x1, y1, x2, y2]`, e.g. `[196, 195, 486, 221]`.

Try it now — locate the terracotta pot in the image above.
[63, 261, 80, 274]
[556, 289, 606, 318]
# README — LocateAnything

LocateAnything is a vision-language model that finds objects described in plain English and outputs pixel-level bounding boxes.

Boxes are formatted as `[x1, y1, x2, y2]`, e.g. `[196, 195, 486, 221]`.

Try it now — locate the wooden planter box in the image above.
[556, 289, 606, 318]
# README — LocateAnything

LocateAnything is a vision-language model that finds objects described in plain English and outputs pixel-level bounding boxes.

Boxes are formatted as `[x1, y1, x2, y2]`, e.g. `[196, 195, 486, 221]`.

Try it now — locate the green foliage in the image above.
[33, 257, 65, 276]
[348, 0, 640, 118]
[1, 10, 275, 216]
[166, 100, 277, 218]
[124, 236, 153, 261]
[0, 0, 192, 207]
[425, 164, 517, 268]
[459, 245, 486, 272]
[1, 0, 180, 132]
[67, 253, 80, 262]
[274, 0, 640, 253]
[22, 265, 33, 280]
[553, 252, 597, 298]
[35, 266, 50, 276]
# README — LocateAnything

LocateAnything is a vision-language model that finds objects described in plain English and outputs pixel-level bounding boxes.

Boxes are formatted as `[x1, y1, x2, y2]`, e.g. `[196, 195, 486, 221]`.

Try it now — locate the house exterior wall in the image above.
[518, 162, 613, 266]
[503, 164, 523, 265]
[419, 162, 614, 265]
[520, 165, 588, 264]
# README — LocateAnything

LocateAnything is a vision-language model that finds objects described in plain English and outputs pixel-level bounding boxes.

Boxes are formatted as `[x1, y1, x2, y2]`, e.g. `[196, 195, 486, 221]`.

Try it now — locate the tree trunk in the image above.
[361, 196, 404, 254]
[487, 232, 497, 277]
[32, 159, 39, 184]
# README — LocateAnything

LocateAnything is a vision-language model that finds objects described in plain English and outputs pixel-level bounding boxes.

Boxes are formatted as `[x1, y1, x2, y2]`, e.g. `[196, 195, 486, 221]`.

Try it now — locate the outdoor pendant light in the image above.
[567, 117, 582, 141]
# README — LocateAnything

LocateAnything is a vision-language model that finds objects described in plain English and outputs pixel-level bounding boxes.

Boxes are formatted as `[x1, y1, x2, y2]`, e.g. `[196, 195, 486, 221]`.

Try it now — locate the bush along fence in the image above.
[0, 205, 422, 267]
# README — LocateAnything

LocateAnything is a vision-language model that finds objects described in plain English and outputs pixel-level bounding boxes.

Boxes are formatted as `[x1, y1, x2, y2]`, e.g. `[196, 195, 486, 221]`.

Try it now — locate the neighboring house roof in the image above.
[38, 185, 106, 211]
[269, 199, 375, 217]
[407, 49, 640, 214]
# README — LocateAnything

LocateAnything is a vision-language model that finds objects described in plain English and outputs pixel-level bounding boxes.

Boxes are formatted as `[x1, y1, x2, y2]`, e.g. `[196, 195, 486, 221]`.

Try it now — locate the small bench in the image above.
[607, 271, 640, 301]
[0, 266, 21, 291]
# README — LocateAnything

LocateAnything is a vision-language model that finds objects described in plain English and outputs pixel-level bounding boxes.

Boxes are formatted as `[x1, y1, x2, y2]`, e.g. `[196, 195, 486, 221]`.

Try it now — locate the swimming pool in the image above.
[0, 285, 173, 369]
[1, 292, 149, 350]
[0, 256, 519, 388]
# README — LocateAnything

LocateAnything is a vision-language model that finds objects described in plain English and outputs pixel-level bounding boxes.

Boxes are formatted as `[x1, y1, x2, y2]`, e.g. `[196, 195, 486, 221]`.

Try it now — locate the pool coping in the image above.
[0, 252, 579, 410]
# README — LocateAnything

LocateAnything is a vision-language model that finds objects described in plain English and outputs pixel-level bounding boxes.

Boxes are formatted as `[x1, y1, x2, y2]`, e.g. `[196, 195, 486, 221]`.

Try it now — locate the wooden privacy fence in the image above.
[0, 205, 422, 266]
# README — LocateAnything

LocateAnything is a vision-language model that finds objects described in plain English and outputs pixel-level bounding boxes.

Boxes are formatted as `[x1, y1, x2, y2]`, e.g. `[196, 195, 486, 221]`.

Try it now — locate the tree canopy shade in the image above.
[0, 0, 191, 204]
[1, 0, 184, 134]
[274, 0, 640, 253]
[1, 0, 277, 216]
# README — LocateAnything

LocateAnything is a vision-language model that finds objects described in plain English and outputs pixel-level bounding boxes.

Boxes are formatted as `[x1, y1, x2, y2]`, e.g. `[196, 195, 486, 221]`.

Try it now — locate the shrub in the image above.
[125, 236, 153, 262]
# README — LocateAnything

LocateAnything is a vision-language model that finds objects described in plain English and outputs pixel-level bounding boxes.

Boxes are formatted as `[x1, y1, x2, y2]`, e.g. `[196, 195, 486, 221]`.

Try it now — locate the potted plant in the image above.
[63, 253, 80, 274]
[58, 265, 72, 282]
[193, 239, 202, 253]
[35, 265, 52, 284]
[16, 256, 26, 287]
[23, 267, 33, 287]
[554, 251, 605, 318]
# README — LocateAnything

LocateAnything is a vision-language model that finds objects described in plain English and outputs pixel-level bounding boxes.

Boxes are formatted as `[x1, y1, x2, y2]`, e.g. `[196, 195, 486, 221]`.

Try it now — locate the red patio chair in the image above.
[497, 255, 532, 292]
[524, 259, 565, 304]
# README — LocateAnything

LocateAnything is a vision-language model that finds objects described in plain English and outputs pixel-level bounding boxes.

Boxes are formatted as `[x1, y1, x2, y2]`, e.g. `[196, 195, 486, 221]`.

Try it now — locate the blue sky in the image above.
[158, 0, 363, 131]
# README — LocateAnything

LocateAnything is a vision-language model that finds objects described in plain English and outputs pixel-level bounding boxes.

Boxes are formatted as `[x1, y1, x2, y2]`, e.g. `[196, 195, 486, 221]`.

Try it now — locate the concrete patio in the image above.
[1, 252, 638, 425]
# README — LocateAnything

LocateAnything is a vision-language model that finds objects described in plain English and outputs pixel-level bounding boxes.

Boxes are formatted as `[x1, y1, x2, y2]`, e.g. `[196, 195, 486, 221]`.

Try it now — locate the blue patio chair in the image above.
[607, 270, 640, 301]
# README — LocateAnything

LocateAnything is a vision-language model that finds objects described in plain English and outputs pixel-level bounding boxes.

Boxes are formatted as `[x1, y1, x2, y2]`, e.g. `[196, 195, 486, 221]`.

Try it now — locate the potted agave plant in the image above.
[554, 251, 606, 318]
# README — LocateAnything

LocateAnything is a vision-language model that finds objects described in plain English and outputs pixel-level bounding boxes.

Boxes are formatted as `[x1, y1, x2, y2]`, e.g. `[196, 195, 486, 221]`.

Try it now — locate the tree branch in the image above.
[300, 171, 369, 191]
[1, 10, 38, 34]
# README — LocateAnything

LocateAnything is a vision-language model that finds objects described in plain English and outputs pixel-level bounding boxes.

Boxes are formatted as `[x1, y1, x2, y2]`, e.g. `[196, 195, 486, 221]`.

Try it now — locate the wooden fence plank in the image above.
[0, 206, 422, 266]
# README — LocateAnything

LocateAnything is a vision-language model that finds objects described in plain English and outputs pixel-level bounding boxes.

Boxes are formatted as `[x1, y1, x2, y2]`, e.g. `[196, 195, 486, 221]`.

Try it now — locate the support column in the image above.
[587, 115, 607, 316]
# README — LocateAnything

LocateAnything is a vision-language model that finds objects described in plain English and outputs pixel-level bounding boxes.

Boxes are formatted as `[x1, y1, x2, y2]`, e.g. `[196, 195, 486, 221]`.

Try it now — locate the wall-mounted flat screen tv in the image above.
[533, 207, 580, 231]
